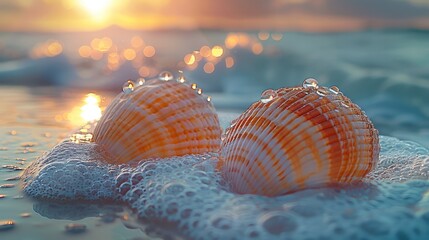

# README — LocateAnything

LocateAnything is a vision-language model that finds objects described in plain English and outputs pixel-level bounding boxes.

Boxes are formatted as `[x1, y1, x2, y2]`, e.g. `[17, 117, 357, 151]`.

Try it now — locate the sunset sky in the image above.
[1, 0, 429, 32]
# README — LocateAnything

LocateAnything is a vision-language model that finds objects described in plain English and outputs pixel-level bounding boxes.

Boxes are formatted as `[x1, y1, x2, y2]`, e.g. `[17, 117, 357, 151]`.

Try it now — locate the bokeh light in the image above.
[78, 45, 92, 58]
[271, 33, 283, 41]
[143, 46, 156, 57]
[211, 46, 224, 57]
[29, 40, 63, 58]
[225, 56, 234, 68]
[131, 36, 144, 48]
[203, 62, 215, 74]
[258, 32, 270, 41]
[123, 48, 136, 61]
[184, 53, 196, 65]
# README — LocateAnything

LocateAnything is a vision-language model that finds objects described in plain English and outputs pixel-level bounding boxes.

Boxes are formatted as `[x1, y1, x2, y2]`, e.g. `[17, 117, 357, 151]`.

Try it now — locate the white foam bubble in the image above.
[22, 141, 121, 201]
[23, 136, 429, 239]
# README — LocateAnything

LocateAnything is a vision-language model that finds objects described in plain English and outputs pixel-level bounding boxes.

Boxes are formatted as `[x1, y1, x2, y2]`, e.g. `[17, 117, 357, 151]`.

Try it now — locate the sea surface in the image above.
[1, 29, 428, 147]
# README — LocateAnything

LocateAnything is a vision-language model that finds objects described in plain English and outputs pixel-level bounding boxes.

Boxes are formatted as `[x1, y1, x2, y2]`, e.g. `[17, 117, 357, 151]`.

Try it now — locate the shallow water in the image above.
[0, 87, 152, 240]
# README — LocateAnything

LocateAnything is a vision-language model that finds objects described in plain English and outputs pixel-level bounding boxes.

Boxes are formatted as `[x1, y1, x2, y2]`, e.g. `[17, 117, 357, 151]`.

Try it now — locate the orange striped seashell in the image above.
[218, 79, 380, 196]
[93, 75, 222, 164]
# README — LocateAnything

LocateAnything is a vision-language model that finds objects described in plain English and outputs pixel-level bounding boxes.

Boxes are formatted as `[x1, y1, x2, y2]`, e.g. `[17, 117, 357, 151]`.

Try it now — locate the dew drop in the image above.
[329, 86, 340, 94]
[197, 88, 203, 95]
[177, 70, 186, 83]
[302, 78, 319, 89]
[137, 78, 145, 87]
[207, 96, 212, 102]
[122, 80, 135, 94]
[158, 71, 173, 81]
[260, 89, 277, 103]
[316, 87, 328, 96]
[191, 83, 197, 90]
[341, 102, 349, 108]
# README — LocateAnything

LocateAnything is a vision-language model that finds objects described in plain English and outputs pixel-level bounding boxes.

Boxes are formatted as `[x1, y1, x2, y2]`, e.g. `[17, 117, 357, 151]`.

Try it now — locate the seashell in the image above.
[218, 80, 380, 196]
[93, 77, 222, 164]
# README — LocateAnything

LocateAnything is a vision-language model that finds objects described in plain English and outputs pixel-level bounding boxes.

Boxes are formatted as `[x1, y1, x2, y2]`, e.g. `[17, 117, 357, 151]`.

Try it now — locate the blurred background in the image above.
[0, 0, 429, 147]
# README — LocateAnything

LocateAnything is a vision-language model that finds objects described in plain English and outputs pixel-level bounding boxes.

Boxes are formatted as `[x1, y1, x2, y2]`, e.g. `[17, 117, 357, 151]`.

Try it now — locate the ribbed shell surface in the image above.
[219, 86, 380, 196]
[93, 79, 222, 164]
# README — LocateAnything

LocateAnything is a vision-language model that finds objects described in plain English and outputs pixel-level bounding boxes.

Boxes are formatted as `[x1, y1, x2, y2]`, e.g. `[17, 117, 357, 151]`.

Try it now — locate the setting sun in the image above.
[78, 0, 112, 19]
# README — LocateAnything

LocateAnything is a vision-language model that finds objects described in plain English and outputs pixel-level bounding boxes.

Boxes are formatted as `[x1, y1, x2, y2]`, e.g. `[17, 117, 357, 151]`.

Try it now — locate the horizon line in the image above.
[1, 25, 429, 34]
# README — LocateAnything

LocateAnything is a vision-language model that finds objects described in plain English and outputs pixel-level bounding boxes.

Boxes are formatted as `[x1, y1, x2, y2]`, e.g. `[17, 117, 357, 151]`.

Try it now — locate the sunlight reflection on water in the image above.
[0, 86, 149, 240]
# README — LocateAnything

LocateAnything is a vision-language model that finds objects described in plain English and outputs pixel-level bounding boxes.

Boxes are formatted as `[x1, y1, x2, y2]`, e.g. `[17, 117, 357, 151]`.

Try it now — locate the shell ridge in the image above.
[93, 77, 221, 164]
[223, 103, 295, 194]
[219, 83, 379, 196]
[243, 102, 290, 192]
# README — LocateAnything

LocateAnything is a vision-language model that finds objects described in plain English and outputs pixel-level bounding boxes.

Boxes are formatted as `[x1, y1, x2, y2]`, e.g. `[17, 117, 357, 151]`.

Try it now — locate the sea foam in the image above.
[23, 136, 429, 240]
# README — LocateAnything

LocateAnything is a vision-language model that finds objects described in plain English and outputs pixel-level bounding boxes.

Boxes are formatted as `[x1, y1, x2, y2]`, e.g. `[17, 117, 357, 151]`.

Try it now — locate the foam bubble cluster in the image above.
[368, 138, 429, 181]
[22, 141, 121, 201]
[23, 136, 429, 239]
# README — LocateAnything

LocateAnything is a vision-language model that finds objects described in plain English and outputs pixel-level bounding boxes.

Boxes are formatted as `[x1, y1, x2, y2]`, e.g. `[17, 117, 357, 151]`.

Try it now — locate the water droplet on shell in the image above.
[207, 96, 212, 102]
[122, 80, 135, 94]
[197, 88, 203, 95]
[302, 78, 319, 89]
[260, 89, 277, 103]
[316, 87, 328, 96]
[137, 78, 145, 87]
[191, 83, 197, 90]
[177, 70, 186, 83]
[158, 71, 173, 81]
[329, 86, 340, 94]
[341, 102, 349, 108]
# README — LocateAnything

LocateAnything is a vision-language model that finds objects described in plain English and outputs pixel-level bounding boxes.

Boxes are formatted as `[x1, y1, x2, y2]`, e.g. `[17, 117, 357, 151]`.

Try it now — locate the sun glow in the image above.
[78, 0, 112, 19]
[80, 93, 102, 123]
